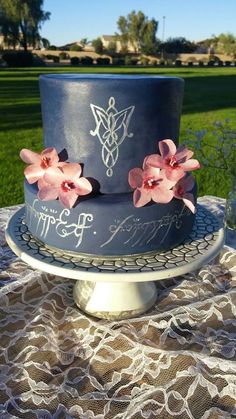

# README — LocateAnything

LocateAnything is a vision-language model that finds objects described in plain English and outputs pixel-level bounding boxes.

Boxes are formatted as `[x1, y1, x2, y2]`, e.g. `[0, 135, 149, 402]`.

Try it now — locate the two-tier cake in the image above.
[22, 74, 199, 256]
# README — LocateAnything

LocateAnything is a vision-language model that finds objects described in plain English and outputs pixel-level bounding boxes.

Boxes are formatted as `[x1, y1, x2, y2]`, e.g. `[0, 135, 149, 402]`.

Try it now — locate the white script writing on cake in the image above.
[100, 206, 190, 248]
[26, 200, 93, 248]
[90, 97, 135, 177]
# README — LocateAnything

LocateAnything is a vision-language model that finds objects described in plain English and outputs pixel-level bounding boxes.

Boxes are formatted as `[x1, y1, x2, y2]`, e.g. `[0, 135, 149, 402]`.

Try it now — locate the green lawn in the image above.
[1, 65, 236, 207]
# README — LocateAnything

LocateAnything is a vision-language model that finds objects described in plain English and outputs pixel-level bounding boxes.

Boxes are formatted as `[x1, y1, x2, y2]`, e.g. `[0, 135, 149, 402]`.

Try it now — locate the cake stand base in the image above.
[73, 280, 157, 320]
[6, 205, 225, 320]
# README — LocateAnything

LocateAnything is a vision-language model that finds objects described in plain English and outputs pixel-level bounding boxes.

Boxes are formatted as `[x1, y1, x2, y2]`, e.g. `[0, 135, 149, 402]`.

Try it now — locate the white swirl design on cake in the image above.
[26, 200, 93, 248]
[90, 97, 135, 177]
[101, 205, 190, 248]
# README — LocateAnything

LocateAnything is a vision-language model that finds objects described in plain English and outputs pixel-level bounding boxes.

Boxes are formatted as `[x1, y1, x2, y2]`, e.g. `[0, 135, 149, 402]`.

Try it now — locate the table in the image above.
[0, 196, 236, 418]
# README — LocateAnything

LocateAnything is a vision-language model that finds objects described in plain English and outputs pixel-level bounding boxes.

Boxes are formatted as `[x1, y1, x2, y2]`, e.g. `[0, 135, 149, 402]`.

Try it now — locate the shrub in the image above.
[69, 44, 82, 51]
[48, 45, 57, 50]
[124, 55, 132, 65]
[188, 61, 193, 66]
[150, 58, 158, 66]
[218, 60, 224, 67]
[207, 60, 215, 66]
[46, 54, 56, 60]
[80, 56, 93, 65]
[52, 56, 60, 63]
[70, 56, 80, 65]
[32, 54, 46, 67]
[225, 61, 232, 67]
[2, 51, 33, 67]
[131, 57, 139, 65]
[140, 56, 149, 65]
[59, 52, 68, 59]
[175, 60, 182, 67]
[112, 57, 125, 65]
[198, 61, 204, 66]
[96, 57, 110, 65]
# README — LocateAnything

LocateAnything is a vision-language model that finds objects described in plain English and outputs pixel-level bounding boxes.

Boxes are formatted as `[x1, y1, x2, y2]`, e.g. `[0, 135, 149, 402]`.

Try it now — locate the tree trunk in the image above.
[20, 22, 28, 51]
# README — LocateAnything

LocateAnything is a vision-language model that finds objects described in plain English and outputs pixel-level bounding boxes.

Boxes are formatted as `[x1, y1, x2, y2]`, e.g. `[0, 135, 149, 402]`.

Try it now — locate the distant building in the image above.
[194, 39, 215, 55]
[101, 35, 137, 53]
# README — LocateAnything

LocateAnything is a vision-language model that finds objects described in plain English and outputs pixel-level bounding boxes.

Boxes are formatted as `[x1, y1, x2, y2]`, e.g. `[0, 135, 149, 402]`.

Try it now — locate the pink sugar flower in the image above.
[20, 147, 64, 184]
[173, 175, 196, 213]
[38, 163, 92, 209]
[146, 139, 200, 182]
[128, 165, 175, 208]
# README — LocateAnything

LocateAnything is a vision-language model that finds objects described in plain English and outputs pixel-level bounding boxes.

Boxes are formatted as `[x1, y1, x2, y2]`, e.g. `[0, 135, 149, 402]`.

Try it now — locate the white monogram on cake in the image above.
[100, 205, 190, 248]
[26, 200, 93, 247]
[90, 97, 135, 177]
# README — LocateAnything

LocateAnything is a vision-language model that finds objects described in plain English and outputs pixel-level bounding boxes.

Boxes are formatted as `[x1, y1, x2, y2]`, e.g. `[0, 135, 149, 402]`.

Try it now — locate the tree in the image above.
[117, 10, 158, 54]
[141, 19, 159, 55]
[163, 37, 195, 54]
[106, 41, 117, 56]
[0, 0, 50, 51]
[41, 37, 50, 49]
[216, 33, 236, 57]
[92, 37, 103, 54]
[116, 15, 129, 52]
[69, 44, 82, 51]
[80, 38, 89, 48]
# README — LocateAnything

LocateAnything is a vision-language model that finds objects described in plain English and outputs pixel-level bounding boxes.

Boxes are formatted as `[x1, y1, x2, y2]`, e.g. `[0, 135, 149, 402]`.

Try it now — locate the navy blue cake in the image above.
[23, 74, 198, 256]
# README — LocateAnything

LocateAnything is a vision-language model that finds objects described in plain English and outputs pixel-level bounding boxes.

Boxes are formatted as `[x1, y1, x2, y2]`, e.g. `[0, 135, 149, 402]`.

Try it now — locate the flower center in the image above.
[167, 156, 178, 168]
[143, 176, 160, 189]
[177, 186, 185, 197]
[61, 180, 76, 192]
[40, 156, 51, 169]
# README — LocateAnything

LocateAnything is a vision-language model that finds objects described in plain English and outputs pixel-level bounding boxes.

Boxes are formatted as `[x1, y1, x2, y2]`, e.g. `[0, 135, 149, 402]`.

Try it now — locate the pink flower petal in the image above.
[38, 186, 59, 201]
[175, 146, 194, 162]
[24, 164, 45, 184]
[59, 190, 78, 208]
[142, 156, 150, 169]
[159, 174, 177, 190]
[37, 177, 50, 189]
[41, 147, 60, 164]
[179, 175, 195, 191]
[61, 163, 82, 179]
[75, 177, 92, 195]
[133, 188, 151, 207]
[159, 139, 177, 159]
[165, 167, 185, 182]
[57, 161, 67, 167]
[151, 187, 174, 204]
[20, 149, 41, 164]
[183, 193, 196, 214]
[44, 167, 65, 186]
[143, 165, 161, 179]
[128, 168, 143, 188]
[181, 159, 201, 171]
[146, 154, 164, 169]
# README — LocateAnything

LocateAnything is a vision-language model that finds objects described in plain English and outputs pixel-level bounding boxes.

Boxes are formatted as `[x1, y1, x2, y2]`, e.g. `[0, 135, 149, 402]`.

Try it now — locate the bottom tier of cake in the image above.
[24, 181, 196, 256]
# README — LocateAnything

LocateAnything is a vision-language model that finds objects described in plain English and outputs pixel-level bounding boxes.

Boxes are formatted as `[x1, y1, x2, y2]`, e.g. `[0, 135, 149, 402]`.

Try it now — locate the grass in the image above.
[1, 65, 236, 207]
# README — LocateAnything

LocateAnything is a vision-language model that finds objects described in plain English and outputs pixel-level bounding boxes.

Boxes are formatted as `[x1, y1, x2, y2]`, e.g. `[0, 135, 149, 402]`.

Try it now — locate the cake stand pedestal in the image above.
[6, 205, 224, 320]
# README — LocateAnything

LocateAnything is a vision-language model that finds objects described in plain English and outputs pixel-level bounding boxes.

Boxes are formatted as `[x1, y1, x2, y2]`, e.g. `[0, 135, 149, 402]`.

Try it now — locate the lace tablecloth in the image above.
[0, 196, 236, 419]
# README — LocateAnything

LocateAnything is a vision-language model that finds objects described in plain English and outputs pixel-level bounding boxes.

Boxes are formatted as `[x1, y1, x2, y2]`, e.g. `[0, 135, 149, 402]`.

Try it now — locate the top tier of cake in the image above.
[39, 74, 184, 194]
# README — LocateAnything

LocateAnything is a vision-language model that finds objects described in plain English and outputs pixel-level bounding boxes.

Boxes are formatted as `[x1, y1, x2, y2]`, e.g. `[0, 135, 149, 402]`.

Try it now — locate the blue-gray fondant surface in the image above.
[24, 181, 196, 256]
[39, 74, 184, 194]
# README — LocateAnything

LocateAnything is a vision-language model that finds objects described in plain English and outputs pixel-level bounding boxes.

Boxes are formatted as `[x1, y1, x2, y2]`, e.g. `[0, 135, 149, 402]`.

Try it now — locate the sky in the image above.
[41, 0, 236, 46]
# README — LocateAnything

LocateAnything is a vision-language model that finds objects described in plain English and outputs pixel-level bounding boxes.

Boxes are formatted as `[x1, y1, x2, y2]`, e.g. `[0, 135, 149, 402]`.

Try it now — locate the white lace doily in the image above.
[1, 196, 236, 418]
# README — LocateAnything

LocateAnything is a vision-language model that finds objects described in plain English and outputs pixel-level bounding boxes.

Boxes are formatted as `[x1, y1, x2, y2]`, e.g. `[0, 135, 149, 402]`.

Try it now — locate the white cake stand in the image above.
[6, 205, 224, 320]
